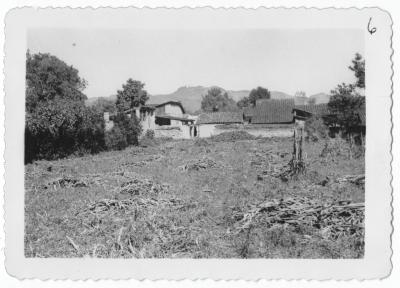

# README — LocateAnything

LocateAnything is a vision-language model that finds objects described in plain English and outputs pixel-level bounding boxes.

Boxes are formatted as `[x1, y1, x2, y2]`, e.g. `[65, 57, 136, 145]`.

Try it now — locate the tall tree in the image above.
[326, 53, 366, 139]
[201, 87, 237, 112]
[26, 51, 87, 113]
[248, 86, 271, 106]
[25, 52, 105, 162]
[237, 97, 251, 109]
[349, 53, 365, 89]
[115, 79, 149, 112]
[91, 97, 117, 113]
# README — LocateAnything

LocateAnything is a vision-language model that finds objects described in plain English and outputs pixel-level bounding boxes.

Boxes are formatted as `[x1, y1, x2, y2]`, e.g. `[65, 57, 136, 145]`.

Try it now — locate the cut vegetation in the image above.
[25, 135, 364, 258]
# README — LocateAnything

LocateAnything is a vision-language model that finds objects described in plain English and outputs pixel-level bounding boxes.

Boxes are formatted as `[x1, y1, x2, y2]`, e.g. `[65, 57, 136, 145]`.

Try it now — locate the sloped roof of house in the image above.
[154, 101, 186, 114]
[196, 112, 243, 125]
[252, 99, 295, 124]
[293, 104, 329, 116]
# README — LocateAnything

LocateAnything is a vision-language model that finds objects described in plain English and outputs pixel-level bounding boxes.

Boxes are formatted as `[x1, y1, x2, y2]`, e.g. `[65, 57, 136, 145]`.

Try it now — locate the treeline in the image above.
[200, 86, 273, 113]
[25, 52, 144, 163]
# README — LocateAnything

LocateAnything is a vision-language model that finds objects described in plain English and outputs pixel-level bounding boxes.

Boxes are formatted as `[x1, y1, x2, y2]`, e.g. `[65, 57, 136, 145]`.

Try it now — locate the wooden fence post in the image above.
[291, 120, 305, 174]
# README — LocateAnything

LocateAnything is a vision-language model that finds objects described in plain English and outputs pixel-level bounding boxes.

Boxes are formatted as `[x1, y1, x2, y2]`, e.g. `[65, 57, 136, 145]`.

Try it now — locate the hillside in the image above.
[86, 87, 330, 113]
[309, 93, 331, 104]
[148, 86, 294, 113]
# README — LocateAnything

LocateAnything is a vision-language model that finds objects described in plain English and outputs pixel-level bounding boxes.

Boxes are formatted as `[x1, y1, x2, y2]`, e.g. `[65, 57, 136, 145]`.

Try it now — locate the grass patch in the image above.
[25, 137, 364, 258]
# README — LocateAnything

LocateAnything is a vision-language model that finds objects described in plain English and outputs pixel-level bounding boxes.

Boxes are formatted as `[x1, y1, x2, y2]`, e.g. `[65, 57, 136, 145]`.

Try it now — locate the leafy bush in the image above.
[304, 116, 329, 142]
[25, 52, 107, 163]
[25, 100, 106, 162]
[113, 113, 142, 146]
[105, 126, 128, 151]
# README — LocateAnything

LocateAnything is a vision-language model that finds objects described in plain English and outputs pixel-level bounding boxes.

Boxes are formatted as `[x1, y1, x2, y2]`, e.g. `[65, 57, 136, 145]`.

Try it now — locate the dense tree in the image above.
[26, 51, 87, 113]
[25, 99, 105, 162]
[237, 86, 270, 108]
[201, 87, 237, 112]
[113, 78, 146, 147]
[349, 53, 365, 89]
[248, 86, 271, 106]
[91, 97, 117, 113]
[327, 93, 365, 136]
[326, 53, 366, 140]
[25, 51, 105, 163]
[115, 79, 149, 112]
[237, 97, 251, 109]
[112, 112, 142, 146]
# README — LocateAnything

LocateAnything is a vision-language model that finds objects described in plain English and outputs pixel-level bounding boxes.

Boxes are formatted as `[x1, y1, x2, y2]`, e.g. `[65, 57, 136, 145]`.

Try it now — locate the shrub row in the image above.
[25, 102, 142, 163]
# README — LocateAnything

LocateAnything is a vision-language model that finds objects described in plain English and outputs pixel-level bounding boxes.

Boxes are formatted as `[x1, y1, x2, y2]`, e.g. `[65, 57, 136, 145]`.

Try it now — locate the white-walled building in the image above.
[195, 112, 243, 138]
[104, 101, 196, 139]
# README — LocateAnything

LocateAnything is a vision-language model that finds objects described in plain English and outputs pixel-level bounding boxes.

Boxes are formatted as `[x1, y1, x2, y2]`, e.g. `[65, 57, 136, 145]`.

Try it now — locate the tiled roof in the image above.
[243, 107, 255, 117]
[252, 99, 295, 124]
[293, 104, 329, 116]
[196, 112, 243, 125]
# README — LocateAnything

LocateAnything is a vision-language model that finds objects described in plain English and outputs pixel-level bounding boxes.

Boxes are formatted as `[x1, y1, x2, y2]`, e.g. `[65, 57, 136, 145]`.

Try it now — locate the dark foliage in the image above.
[201, 87, 237, 112]
[91, 97, 117, 113]
[105, 126, 128, 151]
[305, 116, 329, 142]
[25, 100, 105, 162]
[26, 51, 87, 113]
[237, 86, 271, 108]
[114, 113, 142, 146]
[327, 93, 365, 137]
[326, 53, 366, 140]
[115, 79, 149, 112]
[349, 53, 365, 89]
[25, 52, 105, 163]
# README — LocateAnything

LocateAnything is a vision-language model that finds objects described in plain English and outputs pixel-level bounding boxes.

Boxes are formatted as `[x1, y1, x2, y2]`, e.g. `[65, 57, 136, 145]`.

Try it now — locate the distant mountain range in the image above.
[86, 86, 330, 113]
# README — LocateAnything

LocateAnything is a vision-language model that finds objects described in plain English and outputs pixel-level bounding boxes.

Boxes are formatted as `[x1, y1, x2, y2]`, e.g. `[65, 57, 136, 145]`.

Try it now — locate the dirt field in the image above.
[25, 135, 365, 258]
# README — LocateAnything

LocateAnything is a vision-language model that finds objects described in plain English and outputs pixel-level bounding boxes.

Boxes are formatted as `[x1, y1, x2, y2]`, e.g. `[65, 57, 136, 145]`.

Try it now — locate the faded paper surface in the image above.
[4, 7, 392, 280]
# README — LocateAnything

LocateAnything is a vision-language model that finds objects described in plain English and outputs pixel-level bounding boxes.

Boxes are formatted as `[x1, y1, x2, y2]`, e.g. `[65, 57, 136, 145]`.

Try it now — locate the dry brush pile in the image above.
[71, 175, 215, 258]
[230, 197, 364, 241]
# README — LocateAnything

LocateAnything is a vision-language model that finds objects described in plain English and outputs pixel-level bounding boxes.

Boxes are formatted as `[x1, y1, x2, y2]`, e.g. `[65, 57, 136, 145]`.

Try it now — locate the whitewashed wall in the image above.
[198, 124, 217, 138]
[164, 104, 183, 116]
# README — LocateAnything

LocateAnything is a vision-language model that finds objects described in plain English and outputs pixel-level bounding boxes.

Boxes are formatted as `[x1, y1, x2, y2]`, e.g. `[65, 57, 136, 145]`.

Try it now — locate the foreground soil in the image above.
[25, 136, 365, 258]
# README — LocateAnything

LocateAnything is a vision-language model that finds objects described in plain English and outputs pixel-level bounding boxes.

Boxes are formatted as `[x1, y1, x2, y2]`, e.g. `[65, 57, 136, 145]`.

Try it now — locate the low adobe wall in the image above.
[212, 123, 294, 138]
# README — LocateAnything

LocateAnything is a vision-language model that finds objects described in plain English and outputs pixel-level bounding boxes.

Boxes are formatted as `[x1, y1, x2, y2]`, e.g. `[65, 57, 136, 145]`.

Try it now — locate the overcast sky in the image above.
[27, 29, 364, 98]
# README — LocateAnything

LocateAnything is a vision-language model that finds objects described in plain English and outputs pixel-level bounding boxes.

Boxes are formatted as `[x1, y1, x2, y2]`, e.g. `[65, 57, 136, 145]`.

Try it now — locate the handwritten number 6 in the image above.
[368, 17, 377, 35]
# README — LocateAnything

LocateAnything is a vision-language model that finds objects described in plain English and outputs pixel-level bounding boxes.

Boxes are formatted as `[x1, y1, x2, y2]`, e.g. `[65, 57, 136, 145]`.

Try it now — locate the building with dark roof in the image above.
[196, 112, 243, 125]
[252, 99, 295, 124]
[292, 104, 329, 121]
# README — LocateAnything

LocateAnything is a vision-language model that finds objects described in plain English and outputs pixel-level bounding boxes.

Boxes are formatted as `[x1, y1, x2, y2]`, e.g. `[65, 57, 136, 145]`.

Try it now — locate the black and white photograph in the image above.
[24, 28, 366, 259]
[4, 7, 392, 280]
